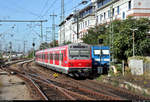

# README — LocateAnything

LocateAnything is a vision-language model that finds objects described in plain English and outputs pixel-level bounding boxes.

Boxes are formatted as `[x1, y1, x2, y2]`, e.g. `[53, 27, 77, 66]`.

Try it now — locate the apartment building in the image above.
[58, 14, 74, 44]
[58, 0, 150, 45]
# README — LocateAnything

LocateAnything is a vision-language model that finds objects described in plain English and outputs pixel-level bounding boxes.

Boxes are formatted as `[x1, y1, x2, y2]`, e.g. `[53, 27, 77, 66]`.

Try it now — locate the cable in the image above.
[8, 0, 41, 18]
[39, 0, 50, 18]
[42, 0, 59, 17]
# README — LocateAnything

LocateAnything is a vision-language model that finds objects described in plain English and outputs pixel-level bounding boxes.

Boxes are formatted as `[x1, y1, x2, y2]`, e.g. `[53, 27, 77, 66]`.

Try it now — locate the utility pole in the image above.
[130, 28, 138, 56]
[61, 0, 65, 21]
[110, 2, 114, 64]
[74, 9, 80, 42]
[8, 42, 12, 62]
[23, 40, 27, 58]
[60, 0, 65, 44]
[40, 21, 43, 43]
[32, 38, 36, 59]
[50, 13, 57, 47]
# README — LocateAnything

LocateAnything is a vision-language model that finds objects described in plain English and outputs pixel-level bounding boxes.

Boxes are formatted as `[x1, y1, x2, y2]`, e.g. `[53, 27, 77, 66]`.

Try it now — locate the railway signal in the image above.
[98, 39, 103, 44]
[32, 43, 35, 47]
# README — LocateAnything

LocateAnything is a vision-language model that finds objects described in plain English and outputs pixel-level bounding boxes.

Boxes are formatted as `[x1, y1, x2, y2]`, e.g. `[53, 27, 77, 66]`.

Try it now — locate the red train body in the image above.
[35, 43, 92, 77]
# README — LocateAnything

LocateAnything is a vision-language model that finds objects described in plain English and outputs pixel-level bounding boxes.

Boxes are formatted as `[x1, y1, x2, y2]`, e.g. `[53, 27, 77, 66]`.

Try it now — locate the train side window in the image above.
[50, 54, 52, 60]
[55, 54, 57, 60]
[47, 54, 49, 59]
[58, 54, 60, 61]
[43, 54, 44, 59]
[61, 54, 63, 61]
[54, 54, 55, 60]
[52, 54, 54, 60]
[44, 54, 47, 59]
[56, 54, 58, 60]
[57, 54, 59, 60]
[64, 50, 66, 57]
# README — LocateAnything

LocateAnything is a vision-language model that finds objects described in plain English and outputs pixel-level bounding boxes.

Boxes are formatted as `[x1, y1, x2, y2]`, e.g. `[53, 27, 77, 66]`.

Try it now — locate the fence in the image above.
[143, 63, 150, 73]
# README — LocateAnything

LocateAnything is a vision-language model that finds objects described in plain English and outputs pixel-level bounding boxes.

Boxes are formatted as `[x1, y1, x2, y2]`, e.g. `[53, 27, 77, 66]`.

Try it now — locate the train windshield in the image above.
[94, 50, 109, 55]
[69, 50, 90, 59]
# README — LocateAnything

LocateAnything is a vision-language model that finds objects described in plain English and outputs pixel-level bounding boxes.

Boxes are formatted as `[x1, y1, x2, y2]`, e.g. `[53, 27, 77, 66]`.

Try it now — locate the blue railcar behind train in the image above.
[91, 46, 110, 74]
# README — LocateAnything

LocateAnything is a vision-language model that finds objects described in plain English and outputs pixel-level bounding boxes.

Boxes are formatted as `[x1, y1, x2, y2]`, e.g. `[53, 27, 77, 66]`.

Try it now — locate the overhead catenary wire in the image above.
[42, 0, 58, 17]
[8, 0, 41, 18]
[39, 0, 50, 18]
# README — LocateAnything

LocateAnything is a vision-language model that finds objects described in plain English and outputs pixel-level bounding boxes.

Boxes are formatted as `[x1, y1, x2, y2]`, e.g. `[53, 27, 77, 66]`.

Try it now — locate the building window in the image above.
[83, 22, 84, 28]
[99, 14, 101, 22]
[122, 12, 125, 19]
[85, 21, 87, 27]
[108, 10, 111, 18]
[112, 8, 115, 17]
[88, 20, 90, 26]
[104, 12, 106, 19]
[97, 16, 99, 23]
[128, 0, 131, 10]
[97, 1, 103, 8]
[117, 6, 120, 14]
[100, 14, 103, 21]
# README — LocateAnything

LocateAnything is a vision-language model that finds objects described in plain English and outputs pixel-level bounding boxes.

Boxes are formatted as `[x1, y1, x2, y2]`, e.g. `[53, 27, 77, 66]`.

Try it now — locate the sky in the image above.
[0, 0, 90, 53]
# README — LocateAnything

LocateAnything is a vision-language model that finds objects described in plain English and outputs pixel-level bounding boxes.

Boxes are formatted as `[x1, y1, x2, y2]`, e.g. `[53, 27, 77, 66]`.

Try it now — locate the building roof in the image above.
[59, 14, 74, 26]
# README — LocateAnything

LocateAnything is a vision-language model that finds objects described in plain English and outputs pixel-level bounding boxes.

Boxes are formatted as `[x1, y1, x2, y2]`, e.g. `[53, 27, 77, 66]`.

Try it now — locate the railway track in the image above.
[30, 62, 150, 101]
[2, 60, 119, 100]
[2, 61, 76, 100]
[20, 61, 120, 100]
[2, 60, 150, 100]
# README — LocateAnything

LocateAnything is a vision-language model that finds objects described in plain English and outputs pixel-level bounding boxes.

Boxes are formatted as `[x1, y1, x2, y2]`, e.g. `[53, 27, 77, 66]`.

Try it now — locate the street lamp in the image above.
[130, 28, 138, 56]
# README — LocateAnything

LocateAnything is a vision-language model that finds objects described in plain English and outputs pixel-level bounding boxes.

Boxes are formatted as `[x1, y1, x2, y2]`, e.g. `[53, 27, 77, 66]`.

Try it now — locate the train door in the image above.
[45, 52, 48, 63]
[61, 50, 65, 67]
[48, 52, 50, 64]
[55, 51, 59, 65]
[53, 52, 55, 65]
[59, 50, 61, 66]
[42, 52, 44, 63]
[50, 52, 53, 64]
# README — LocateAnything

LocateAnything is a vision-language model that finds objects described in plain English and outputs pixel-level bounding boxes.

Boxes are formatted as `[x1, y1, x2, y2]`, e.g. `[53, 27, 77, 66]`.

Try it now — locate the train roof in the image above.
[36, 43, 90, 54]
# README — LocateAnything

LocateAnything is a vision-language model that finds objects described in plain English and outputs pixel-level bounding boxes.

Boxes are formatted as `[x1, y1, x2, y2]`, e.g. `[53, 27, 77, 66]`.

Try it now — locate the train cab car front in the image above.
[67, 43, 92, 77]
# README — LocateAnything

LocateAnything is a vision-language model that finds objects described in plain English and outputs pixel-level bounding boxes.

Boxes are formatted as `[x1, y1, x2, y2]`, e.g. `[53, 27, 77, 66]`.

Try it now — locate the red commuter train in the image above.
[35, 43, 92, 77]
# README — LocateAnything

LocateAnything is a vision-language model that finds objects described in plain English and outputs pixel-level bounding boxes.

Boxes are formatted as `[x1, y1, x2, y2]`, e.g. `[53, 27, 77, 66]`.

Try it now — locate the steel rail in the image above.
[14, 61, 77, 100]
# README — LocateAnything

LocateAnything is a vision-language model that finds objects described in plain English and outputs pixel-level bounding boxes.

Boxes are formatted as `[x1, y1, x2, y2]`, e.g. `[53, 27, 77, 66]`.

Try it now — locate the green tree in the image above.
[112, 17, 150, 61]
[39, 42, 50, 50]
[62, 41, 72, 45]
[82, 24, 107, 45]
[27, 51, 34, 58]
[82, 17, 150, 61]
[39, 40, 58, 50]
